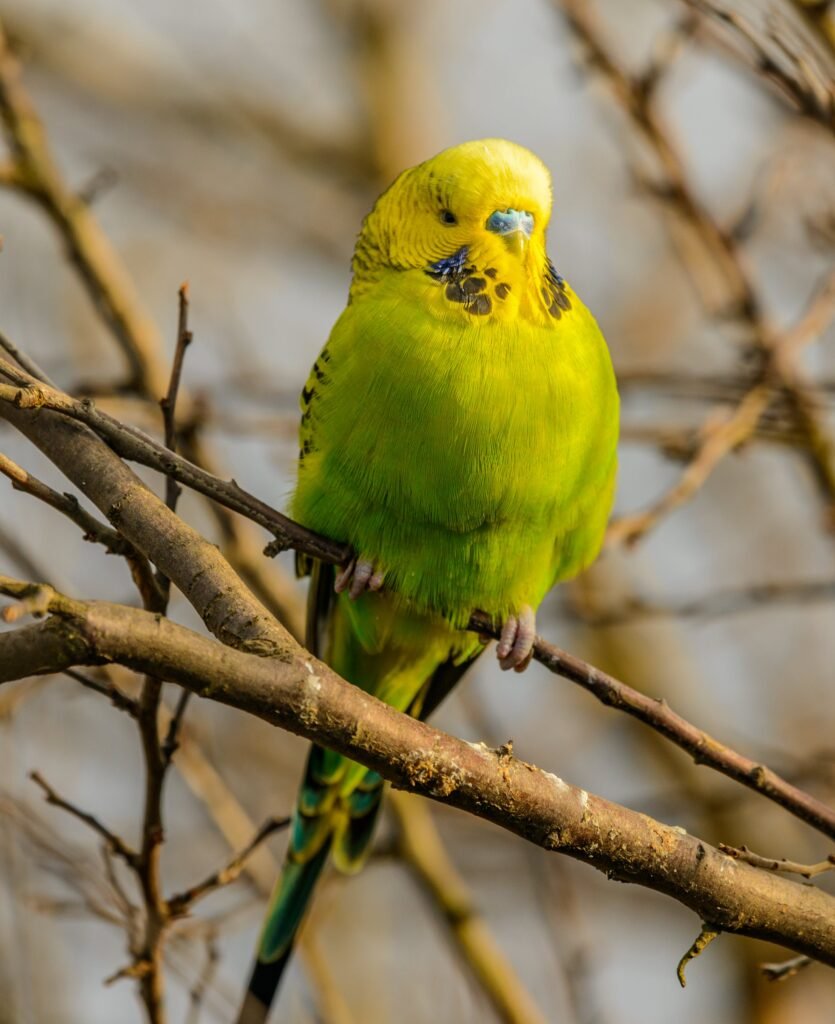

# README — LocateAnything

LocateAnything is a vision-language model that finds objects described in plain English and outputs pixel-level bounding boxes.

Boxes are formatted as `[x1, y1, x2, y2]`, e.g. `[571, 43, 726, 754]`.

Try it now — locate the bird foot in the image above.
[334, 557, 385, 600]
[496, 605, 536, 672]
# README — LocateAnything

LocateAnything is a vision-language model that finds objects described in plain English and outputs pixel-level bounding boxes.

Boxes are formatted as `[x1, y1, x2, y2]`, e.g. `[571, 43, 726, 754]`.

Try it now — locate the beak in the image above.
[486, 208, 534, 256]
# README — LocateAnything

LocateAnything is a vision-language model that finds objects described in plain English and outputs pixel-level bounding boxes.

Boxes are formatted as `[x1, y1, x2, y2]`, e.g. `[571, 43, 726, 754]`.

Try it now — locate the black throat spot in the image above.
[426, 247, 496, 317]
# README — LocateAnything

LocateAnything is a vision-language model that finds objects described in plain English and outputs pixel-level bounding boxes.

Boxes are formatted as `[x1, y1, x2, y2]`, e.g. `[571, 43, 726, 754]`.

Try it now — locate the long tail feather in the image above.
[236, 834, 330, 1024]
[236, 559, 482, 1021]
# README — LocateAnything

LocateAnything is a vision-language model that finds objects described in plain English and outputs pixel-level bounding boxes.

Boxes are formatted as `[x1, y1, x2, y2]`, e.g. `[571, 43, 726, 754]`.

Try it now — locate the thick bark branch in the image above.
[0, 387, 289, 653]
[1, 594, 834, 969]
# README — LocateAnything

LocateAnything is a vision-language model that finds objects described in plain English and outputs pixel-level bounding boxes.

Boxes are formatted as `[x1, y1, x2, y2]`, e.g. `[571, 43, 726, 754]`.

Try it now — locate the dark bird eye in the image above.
[439, 209, 457, 226]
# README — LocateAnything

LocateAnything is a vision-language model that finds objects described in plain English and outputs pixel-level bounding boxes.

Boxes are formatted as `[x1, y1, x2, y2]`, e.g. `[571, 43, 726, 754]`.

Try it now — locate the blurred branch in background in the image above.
[0, 16, 307, 640]
[555, 0, 835, 547]
[687, 0, 835, 130]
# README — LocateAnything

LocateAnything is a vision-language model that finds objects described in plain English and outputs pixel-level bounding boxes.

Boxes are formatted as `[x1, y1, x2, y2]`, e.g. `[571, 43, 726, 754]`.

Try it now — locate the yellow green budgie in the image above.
[237, 138, 618, 1021]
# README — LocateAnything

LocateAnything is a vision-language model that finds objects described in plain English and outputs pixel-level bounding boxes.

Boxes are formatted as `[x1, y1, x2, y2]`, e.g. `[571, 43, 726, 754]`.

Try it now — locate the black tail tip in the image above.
[235, 952, 292, 1024]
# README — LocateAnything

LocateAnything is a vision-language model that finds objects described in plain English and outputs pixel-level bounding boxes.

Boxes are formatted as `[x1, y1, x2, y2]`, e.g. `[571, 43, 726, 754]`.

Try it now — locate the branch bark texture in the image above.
[1, 587, 834, 970]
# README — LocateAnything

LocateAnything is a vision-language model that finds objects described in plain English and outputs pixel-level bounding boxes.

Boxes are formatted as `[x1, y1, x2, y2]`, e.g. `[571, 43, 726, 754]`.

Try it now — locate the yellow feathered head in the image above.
[357, 139, 552, 270]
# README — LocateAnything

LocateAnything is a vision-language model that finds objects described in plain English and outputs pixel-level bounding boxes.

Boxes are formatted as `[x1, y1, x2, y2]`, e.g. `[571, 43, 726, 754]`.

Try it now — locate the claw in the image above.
[334, 559, 356, 594]
[334, 558, 385, 599]
[496, 605, 536, 672]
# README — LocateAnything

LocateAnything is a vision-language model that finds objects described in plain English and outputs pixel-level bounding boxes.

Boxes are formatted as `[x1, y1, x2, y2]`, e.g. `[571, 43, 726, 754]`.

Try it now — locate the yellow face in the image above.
[354, 139, 567, 325]
[373, 138, 552, 269]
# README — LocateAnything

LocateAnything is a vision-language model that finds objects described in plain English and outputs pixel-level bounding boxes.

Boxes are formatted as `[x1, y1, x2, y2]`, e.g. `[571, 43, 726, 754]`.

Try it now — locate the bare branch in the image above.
[0, 359, 348, 567]
[0, 451, 133, 556]
[760, 954, 814, 982]
[719, 843, 835, 879]
[2, 592, 835, 969]
[469, 612, 835, 841]
[30, 770, 139, 869]
[159, 283, 193, 516]
[676, 923, 721, 988]
[167, 817, 290, 918]
[0, 327, 55, 384]
[63, 668, 139, 716]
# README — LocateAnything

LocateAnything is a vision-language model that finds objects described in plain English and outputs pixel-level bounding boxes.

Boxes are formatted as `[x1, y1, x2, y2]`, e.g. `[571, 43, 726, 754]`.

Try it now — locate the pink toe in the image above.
[349, 560, 374, 599]
[334, 560, 355, 594]
[496, 615, 518, 659]
[512, 606, 536, 660]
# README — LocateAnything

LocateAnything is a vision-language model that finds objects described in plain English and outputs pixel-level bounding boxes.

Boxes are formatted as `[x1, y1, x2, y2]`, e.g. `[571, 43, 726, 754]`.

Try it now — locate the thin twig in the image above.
[167, 817, 290, 918]
[63, 667, 139, 717]
[0, 327, 55, 385]
[0, 444, 163, 607]
[0, 451, 134, 556]
[0, 356, 349, 565]
[760, 954, 814, 982]
[719, 844, 835, 878]
[468, 610, 835, 841]
[155, 284, 196, 757]
[161, 686, 192, 764]
[30, 770, 139, 869]
[159, 283, 193, 516]
[677, 923, 721, 987]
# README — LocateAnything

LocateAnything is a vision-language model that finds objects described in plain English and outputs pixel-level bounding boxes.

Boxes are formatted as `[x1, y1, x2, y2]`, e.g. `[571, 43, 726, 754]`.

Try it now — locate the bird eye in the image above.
[439, 209, 457, 226]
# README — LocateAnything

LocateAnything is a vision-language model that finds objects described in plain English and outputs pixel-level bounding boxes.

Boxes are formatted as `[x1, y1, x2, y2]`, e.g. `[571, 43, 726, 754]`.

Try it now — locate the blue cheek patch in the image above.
[425, 246, 493, 316]
[426, 247, 469, 281]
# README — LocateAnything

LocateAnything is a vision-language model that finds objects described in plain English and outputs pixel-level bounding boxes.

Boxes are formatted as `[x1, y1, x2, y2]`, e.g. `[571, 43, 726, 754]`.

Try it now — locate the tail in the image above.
[237, 749, 385, 1022]
[235, 563, 385, 1023]
[236, 561, 483, 1022]
[236, 830, 330, 1023]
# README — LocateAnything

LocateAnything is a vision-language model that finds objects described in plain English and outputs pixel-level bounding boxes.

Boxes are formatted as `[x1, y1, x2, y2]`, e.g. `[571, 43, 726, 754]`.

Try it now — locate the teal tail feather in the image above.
[236, 560, 482, 1022]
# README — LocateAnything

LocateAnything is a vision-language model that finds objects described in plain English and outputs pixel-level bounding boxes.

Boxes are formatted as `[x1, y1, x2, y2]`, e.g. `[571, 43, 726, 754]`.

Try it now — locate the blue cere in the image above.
[486, 209, 534, 238]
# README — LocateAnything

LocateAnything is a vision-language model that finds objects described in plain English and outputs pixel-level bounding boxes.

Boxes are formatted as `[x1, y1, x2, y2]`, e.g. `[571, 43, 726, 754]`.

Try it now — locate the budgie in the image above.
[236, 138, 619, 1022]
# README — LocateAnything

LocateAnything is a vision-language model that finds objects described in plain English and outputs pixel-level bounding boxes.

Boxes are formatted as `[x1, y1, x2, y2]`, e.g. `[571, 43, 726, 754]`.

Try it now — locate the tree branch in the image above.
[30, 769, 139, 869]
[1, 591, 834, 969]
[166, 816, 290, 918]
[0, 360, 348, 566]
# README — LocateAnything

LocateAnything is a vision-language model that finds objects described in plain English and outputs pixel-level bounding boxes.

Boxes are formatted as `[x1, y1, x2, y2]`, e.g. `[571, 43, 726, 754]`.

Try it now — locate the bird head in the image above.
[351, 140, 560, 321]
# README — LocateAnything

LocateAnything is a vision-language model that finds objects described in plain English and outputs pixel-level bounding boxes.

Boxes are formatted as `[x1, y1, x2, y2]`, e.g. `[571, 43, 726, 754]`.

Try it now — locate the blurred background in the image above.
[1, 0, 835, 1021]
